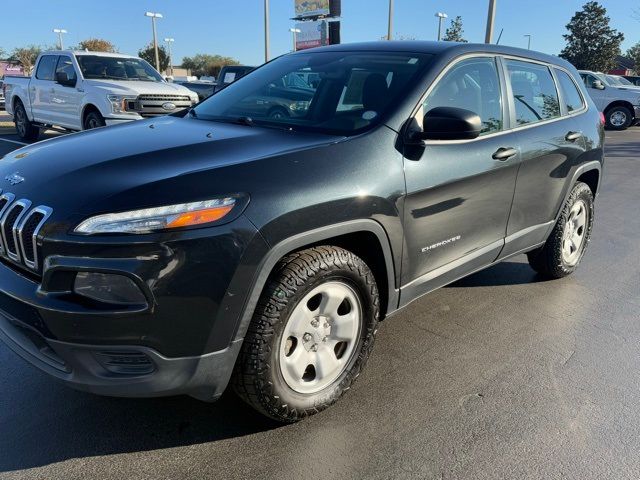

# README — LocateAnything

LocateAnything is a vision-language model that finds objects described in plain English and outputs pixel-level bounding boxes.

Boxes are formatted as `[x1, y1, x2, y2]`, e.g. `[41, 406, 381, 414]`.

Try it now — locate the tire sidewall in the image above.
[84, 112, 105, 130]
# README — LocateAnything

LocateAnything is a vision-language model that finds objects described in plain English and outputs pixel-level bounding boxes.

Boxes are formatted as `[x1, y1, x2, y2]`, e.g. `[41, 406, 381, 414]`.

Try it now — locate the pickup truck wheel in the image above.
[14, 101, 39, 142]
[232, 246, 380, 422]
[268, 107, 289, 120]
[83, 111, 106, 130]
[605, 106, 633, 130]
[527, 181, 594, 279]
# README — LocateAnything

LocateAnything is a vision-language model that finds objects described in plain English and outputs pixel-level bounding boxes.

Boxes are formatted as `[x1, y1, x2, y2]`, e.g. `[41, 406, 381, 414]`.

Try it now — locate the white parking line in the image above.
[0, 138, 27, 146]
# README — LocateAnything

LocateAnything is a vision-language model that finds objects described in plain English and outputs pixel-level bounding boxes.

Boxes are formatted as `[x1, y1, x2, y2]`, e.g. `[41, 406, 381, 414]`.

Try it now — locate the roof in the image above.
[296, 41, 573, 69]
[43, 50, 139, 59]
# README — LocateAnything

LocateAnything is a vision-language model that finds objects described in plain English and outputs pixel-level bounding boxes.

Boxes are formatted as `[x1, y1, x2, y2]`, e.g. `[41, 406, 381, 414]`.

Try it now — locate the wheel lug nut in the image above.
[322, 336, 328, 342]
[311, 319, 319, 328]
[311, 344, 318, 352]
[303, 333, 312, 341]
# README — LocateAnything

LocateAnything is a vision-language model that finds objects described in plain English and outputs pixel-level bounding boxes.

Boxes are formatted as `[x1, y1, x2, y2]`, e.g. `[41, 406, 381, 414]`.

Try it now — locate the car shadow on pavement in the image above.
[447, 261, 550, 288]
[0, 388, 281, 472]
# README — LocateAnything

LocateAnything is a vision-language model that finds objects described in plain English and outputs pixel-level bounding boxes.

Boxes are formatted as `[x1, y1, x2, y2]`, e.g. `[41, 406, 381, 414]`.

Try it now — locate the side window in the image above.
[555, 69, 585, 113]
[35, 55, 58, 81]
[423, 57, 503, 135]
[581, 74, 598, 88]
[55, 56, 77, 84]
[506, 60, 560, 125]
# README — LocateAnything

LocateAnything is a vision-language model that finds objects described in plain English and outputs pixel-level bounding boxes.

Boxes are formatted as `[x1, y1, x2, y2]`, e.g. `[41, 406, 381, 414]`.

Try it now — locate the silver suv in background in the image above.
[579, 70, 640, 130]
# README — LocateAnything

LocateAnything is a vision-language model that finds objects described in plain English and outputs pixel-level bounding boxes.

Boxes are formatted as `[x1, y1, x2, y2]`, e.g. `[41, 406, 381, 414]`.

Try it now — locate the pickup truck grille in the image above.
[0, 191, 52, 272]
[131, 94, 193, 118]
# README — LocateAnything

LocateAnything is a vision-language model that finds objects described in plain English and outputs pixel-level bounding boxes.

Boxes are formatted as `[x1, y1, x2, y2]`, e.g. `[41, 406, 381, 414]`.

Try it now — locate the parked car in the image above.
[176, 81, 216, 101]
[213, 65, 255, 92]
[605, 74, 640, 88]
[0, 80, 5, 110]
[0, 42, 603, 422]
[4, 50, 199, 141]
[579, 70, 640, 130]
[622, 75, 640, 87]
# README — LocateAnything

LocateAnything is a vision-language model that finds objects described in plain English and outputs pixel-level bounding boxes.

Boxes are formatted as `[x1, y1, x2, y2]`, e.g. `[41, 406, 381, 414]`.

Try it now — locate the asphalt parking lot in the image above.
[0, 113, 639, 479]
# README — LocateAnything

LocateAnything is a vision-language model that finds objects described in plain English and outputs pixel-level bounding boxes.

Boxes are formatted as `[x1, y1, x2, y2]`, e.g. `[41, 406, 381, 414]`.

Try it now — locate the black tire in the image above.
[267, 107, 289, 120]
[527, 181, 594, 279]
[604, 105, 633, 130]
[232, 246, 380, 423]
[83, 110, 106, 130]
[13, 100, 39, 142]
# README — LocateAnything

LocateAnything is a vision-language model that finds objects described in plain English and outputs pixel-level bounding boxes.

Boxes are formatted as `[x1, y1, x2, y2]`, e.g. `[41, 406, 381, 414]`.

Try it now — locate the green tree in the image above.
[627, 43, 640, 74]
[0, 47, 6, 59]
[76, 38, 116, 53]
[559, 1, 624, 71]
[9, 46, 42, 74]
[181, 54, 240, 78]
[138, 44, 170, 72]
[443, 16, 467, 43]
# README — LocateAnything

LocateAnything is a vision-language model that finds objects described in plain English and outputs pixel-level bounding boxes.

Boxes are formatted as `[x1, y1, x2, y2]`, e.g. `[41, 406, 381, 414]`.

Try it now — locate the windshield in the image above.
[77, 55, 164, 82]
[192, 51, 433, 135]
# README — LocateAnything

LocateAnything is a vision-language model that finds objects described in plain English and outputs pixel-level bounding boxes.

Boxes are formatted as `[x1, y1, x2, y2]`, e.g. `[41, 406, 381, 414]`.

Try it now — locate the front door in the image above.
[401, 56, 519, 303]
[30, 54, 59, 123]
[51, 55, 83, 129]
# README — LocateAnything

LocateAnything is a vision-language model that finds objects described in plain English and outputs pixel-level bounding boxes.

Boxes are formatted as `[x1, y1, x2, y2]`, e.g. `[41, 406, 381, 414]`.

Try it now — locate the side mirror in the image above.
[416, 106, 482, 141]
[55, 71, 76, 87]
[592, 80, 605, 90]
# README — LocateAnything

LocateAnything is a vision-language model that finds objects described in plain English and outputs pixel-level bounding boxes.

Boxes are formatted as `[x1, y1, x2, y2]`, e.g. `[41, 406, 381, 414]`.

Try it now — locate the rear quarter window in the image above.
[554, 69, 585, 113]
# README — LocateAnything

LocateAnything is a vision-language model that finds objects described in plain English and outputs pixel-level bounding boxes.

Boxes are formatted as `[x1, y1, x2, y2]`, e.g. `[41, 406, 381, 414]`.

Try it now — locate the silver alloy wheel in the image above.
[279, 281, 362, 394]
[562, 199, 587, 266]
[610, 110, 627, 127]
[15, 107, 26, 137]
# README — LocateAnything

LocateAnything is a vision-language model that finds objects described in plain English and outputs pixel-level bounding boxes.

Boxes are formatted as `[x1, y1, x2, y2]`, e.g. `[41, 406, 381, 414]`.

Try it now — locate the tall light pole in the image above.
[485, 0, 497, 43]
[435, 13, 448, 41]
[264, 0, 270, 62]
[387, 0, 394, 40]
[145, 11, 163, 72]
[289, 28, 301, 52]
[53, 29, 67, 50]
[164, 38, 174, 76]
[524, 34, 532, 50]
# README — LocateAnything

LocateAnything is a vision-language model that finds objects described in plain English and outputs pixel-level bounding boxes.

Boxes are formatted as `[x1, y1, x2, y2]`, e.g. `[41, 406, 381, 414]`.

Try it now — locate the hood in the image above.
[85, 79, 196, 97]
[0, 117, 343, 226]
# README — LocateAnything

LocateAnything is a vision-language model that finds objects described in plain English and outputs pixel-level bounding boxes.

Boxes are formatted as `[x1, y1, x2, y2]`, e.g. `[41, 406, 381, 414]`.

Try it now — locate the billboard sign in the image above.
[0, 62, 25, 77]
[295, 0, 330, 18]
[295, 20, 330, 51]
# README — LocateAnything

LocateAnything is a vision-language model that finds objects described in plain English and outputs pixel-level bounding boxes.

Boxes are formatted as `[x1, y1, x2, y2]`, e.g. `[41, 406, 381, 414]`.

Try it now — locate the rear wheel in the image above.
[267, 107, 289, 120]
[83, 110, 106, 130]
[605, 106, 633, 130]
[527, 181, 594, 279]
[232, 246, 380, 422]
[13, 101, 39, 142]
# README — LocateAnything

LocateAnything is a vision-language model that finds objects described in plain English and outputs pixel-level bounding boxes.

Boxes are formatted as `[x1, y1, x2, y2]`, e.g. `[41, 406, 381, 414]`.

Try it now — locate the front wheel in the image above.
[13, 101, 39, 142]
[605, 106, 633, 130]
[232, 246, 380, 422]
[527, 181, 594, 279]
[83, 110, 106, 130]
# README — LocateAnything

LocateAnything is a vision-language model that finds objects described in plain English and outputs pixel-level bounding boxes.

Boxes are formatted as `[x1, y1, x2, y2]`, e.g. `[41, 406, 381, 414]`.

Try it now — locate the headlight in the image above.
[75, 197, 237, 234]
[289, 101, 310, 112]
[107, 94, 137, 114]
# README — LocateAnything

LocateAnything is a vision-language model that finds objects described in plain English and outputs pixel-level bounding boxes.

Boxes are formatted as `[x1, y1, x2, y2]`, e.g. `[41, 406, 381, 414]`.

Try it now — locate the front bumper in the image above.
[0, 310, 241, 401]
[634, 105, 640, 123]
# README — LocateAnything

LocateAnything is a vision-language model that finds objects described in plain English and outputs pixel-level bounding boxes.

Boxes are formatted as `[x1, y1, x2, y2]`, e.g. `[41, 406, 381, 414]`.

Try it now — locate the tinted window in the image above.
[507, 60, 560, 125]
[423, 57, 503, 135]
[555, 69, 584, 113]
[581, 73, 599, 89]
[193, 52, 432, 136]
[55, 56, 77, 84]
[35, 55, 58, 81]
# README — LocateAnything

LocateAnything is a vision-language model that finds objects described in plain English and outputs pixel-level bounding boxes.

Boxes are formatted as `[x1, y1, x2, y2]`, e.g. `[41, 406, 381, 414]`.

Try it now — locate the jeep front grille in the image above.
[0, 191, 52, 271]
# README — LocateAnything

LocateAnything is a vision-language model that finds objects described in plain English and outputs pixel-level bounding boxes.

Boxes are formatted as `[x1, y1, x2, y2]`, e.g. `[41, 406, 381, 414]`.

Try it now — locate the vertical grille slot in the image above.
[0, 192, 15, 254]
[2, 202, 28, 260]
[19, 211, 45, 265]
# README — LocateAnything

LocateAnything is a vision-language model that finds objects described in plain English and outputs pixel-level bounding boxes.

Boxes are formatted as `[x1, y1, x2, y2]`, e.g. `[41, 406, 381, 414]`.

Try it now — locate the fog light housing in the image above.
[74, 272, 147, 305]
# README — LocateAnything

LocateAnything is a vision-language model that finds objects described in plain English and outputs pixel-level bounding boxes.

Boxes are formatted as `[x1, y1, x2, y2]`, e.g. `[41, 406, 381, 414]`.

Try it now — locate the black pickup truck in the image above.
[0, 41, 603, 422]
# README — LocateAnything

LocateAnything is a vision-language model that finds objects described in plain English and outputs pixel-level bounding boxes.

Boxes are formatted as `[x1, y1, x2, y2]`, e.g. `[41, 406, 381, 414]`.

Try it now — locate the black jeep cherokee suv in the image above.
[0, 42, 603, 422]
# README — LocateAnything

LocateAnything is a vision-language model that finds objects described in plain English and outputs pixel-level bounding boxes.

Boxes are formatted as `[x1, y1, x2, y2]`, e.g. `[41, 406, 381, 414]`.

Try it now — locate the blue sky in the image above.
[2, 1, 638, 66]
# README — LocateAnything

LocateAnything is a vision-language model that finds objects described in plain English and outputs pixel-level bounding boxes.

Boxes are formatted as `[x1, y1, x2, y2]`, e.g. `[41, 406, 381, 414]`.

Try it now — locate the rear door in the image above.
[401, 56, 520, 302]
[29, 55, 59, 123]
[501, 59, 587, 257]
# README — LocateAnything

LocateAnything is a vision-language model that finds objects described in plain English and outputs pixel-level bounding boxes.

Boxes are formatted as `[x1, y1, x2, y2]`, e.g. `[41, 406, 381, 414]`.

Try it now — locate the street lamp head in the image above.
[164, 38, 175, 42]
[53, 28, 67, 34]
[289, 28, 301, 33]
[145, 12, 163, 18]
[435, 12, 448, 19]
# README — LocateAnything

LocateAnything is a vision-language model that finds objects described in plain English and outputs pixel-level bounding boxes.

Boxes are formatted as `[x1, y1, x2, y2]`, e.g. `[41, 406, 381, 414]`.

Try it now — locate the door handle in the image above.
[565, 131, 582, 142]
[492, 147, 518, 161]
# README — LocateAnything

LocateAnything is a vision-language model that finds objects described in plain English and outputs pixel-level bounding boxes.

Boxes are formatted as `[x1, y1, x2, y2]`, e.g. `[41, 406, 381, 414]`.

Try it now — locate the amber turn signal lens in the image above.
[166, 205, 234, 228]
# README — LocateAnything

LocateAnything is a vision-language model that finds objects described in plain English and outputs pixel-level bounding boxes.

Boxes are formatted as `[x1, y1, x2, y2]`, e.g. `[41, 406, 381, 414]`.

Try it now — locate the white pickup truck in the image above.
[4, 50, 199, 141]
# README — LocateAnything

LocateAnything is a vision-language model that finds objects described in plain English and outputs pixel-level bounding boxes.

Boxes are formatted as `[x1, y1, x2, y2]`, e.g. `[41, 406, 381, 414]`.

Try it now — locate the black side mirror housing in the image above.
[55, 72, 76, 88]
[416, 106, 482, 141]
[592, 80, 605, 90]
